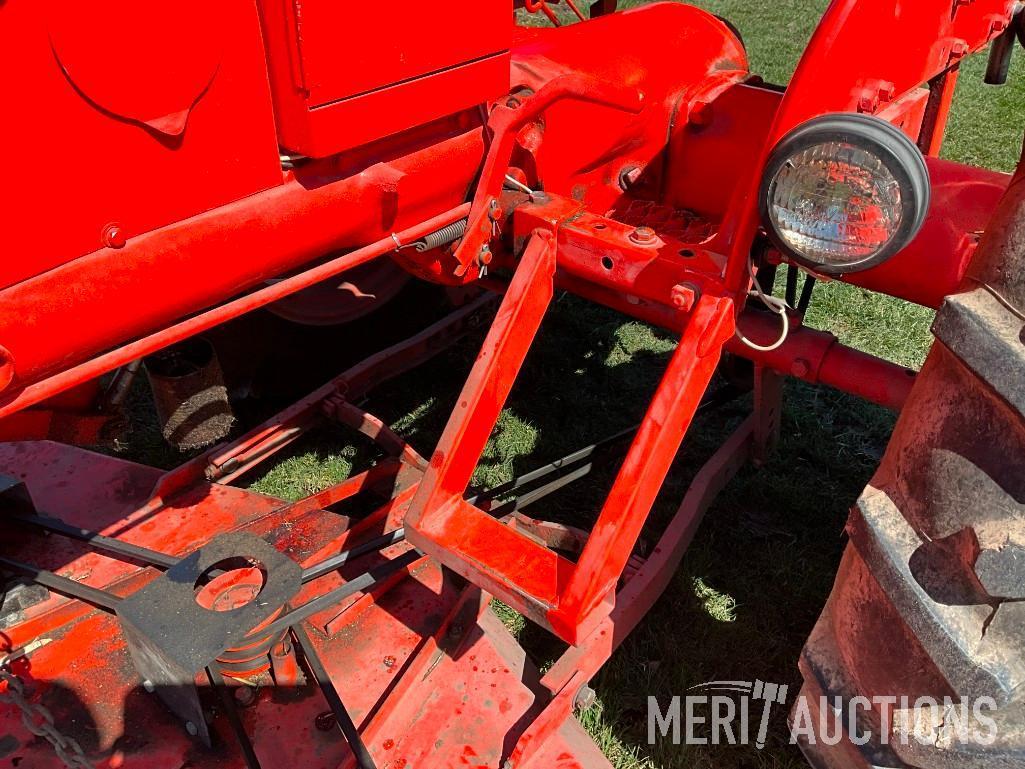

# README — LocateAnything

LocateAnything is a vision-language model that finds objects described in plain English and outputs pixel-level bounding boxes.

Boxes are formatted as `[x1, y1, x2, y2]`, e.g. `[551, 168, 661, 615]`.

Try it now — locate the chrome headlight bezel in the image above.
[758, 112, 931, 275]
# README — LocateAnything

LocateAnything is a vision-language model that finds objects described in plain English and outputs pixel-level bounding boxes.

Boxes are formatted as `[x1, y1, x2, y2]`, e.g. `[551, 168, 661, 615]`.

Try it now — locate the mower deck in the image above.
[0, 441, 609, 769]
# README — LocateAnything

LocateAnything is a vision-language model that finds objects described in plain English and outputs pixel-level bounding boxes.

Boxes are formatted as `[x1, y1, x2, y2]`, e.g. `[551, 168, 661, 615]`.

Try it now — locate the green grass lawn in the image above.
[121, 3, 1023, 767]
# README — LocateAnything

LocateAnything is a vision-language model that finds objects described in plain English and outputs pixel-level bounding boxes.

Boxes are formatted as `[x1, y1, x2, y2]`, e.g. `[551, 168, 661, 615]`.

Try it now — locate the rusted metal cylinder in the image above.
[144, 338, 234, 450]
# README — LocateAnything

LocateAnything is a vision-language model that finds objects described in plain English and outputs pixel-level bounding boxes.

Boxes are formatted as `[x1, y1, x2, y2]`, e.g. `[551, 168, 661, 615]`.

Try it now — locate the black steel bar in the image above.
[291, 624, 377, 769]
[301, 529, 406, 584]
[9, 512, 179, 569]
[206, 666, 263, 769]
[785, 265, 799, 308]
[985, 21, 1018, 85]
[255, 550, 422, 639]
[798, 275, 817, 316]
[0, 555, 122, 612]
[475, 425, 636, 502]
[487, 462, 594, 516]
[474, 386, 737, 509]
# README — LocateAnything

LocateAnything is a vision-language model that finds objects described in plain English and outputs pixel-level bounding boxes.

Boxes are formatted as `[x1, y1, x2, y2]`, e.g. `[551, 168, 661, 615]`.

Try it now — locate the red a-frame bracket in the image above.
[404, 229, 735, 644]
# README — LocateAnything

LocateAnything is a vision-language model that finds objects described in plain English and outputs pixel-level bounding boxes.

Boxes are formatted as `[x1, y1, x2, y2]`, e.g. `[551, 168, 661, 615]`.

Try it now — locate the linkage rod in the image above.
[8, 512, 178, 569]
[255, 550, 422, 640]
[206, 666, 263, 769]
[0, 555, 122, 612]
[291, 624, 377, 769]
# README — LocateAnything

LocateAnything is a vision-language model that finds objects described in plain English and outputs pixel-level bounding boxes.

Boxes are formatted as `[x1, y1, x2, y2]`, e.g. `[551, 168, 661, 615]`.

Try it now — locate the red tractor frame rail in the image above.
[0, 0, 1021, 767]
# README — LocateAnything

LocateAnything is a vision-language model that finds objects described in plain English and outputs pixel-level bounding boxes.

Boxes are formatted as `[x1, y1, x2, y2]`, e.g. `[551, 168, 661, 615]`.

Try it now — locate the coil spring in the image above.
[413, 218, 469, 252]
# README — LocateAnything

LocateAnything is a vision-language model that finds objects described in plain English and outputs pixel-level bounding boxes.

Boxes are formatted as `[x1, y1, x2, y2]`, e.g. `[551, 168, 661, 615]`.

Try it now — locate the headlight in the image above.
[759, 113, 930, 275]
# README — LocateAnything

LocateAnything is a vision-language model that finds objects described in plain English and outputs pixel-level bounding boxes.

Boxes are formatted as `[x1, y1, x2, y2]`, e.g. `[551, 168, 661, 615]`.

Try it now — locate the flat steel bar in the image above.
[9, 512, 178, 569]
[0, 555, 122, 612]
[255, 550, 422, 639]
[300, 529, 407, 584]
[206, 666, 263, 769]
[291, 624, 377, 769]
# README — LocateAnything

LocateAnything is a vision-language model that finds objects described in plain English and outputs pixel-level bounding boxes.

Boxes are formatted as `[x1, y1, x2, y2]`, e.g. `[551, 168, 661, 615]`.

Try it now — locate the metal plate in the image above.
[117, 532, 301, 680]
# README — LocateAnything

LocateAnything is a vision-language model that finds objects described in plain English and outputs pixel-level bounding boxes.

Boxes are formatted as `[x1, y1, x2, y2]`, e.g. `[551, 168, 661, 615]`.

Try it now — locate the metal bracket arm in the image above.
[452, 74, 644, 279]
[405, 229, 736, 643]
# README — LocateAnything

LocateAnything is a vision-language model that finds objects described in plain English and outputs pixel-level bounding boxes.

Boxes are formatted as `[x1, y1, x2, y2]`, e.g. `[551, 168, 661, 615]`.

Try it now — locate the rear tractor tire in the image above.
[796, 150, 1025, 768]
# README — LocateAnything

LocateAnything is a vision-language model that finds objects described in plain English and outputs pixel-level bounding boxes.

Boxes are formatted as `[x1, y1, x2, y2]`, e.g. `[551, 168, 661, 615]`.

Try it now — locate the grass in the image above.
[119, 3, 1023, 766]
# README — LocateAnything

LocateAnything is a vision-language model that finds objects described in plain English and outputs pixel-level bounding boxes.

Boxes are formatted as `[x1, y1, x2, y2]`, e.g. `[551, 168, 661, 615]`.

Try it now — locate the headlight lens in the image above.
[760, 114, 930, 275]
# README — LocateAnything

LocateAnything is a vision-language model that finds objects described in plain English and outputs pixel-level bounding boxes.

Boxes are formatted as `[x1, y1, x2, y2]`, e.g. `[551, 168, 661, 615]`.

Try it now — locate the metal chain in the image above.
[0, 669, 95, 769]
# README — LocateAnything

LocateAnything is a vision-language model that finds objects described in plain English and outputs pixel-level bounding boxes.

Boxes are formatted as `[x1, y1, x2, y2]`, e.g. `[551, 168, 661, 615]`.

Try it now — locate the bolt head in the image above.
[102, 223, 126, 249]
[315, 711, 337, 731]
[234, 686, 258, 707]
[689, 100, 714, 126]
[857, 93, 879, 113]
[670, 283, 699, 312]
[950, 39, 970, 60]
[629, 226, 658, 246]
[185, 721, 199, 736]
[791, 358, 811, 378]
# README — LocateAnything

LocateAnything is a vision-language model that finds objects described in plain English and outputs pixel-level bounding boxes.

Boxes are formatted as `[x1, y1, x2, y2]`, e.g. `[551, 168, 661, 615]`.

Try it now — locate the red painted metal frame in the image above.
[449, 74, 644, 281]
[0, 1, 1011, 415]
[257, 0, 512, 157]
[404, 223, 736, 643]
[2, 0, 1023, 765]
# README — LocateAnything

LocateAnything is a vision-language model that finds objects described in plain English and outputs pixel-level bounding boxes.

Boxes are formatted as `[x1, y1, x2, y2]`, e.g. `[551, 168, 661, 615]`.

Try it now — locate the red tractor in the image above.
[0, 0, 1023, 767]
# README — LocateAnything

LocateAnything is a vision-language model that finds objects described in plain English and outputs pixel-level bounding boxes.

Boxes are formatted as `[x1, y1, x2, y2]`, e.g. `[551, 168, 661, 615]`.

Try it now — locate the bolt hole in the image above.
[601, 256, 614, 270]
[679, 249, 695, 258]
[194, 556, 267, 612]
[593, 223, 607, 230]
